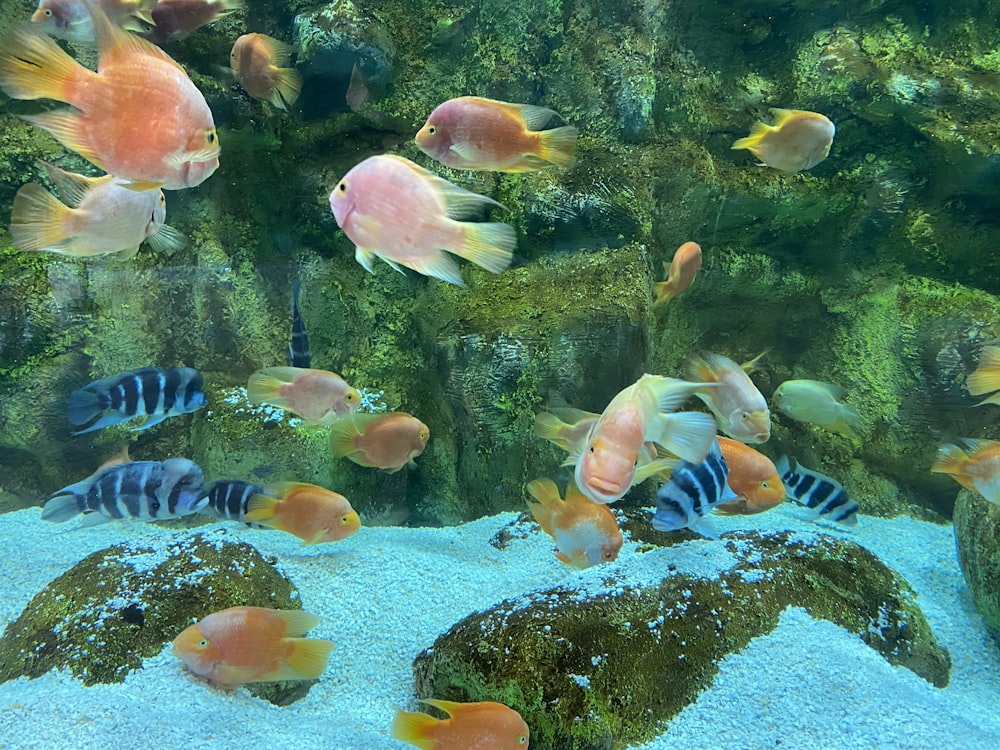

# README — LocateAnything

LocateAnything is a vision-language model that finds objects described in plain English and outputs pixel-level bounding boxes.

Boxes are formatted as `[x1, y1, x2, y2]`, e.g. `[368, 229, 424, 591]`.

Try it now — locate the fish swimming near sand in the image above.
[67, 366, 206, 434]
[652, 439, 738, 538]
[243, 482, 361, 544]
[525, 477, 623, 569]
[776, 455, 859, 527]
[392, 699, 530, 750]
[246, 366, 359, 425]
[41, 457, 206, 527]
[773, 378, 860, 438]
[687, 351, 771, 444]
[328, 411, 430, 472]
[713, 436, 785, 515]
[288, 280, 311, 368]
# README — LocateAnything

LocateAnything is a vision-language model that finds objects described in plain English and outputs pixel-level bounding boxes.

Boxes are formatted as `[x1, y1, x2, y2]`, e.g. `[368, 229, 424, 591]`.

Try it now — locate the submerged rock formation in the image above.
[414, 527, 950, 749]
[953, 489, 1000, 639]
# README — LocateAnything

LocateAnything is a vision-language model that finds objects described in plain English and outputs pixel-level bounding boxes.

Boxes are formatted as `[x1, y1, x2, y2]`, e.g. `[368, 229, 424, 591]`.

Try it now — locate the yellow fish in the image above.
[966, 345, 1000, 406]
[732, 109, 835, 173]
[773, 378, 860, 437]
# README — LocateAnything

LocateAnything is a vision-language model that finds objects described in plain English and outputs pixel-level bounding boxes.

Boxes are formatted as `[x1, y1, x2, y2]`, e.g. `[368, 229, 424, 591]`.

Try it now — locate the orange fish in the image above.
[571, 374, 717, 505]
[713, 437, 784, 515]
[525, 477, 623, 569]
[931, 439, 1000, 505]
[686, 351, 771, 444]
[10, 161, 185, 258]
[328, 411, 429, 472]
[172, 606, 333, 689]
[653, 241, 702, 307]
[329, 154, 516, 287]
[392, 699, 529, 750]
[143, 0, 244, 44]
[230, 33, 302, 111]
[415, 96, 577, 172]
[966, 345, 1000, 406]
[242, 482, 361, 544]
[94, 444, 132, 473]
[732, 109, 835, 173]
[0, 4, 219, 190]
[32, 0, 156, 43]
[246, 366, 361, 425]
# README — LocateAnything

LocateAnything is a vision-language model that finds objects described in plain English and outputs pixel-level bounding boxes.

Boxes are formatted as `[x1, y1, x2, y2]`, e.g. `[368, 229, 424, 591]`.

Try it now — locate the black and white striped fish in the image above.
[67, 366, 206, 435]
[200, 480, 273, 529]
[651, 439, 737, 538]
[41, 458, 207, 528]
[775, 455, 859, 527]
[289, 280, 311, 368]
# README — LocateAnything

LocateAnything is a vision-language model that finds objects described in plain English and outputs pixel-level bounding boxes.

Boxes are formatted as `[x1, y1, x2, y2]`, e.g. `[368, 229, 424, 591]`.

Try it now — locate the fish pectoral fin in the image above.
[354, 245, 376, 273]
[73, 513, 113, 530]
[690, 516, 720, 540]
[408, 251, 466, 287]
[645, 411, 717, 464]
[633, 456, 675, 484]
[447, 142, 476, 160]
[380, 256, 409, 276]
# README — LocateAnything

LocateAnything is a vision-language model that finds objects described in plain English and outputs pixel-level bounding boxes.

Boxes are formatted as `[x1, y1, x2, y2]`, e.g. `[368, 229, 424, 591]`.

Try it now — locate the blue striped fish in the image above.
[651, 439, 737, 538]
[41, 458, 207, 528]
[775, 456, 859, 527]
[201, 480, 273, 529]
[68, 366, 206, 435]
[289, 280, 311, 368]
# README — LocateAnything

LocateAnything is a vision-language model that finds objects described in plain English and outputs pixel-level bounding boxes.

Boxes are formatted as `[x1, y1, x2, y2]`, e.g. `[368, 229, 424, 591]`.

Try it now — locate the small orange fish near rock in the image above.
[172, 605, 333, 689]
[931, 439, 1000, 505]
[329, 411, 429, 472]
[10, 161, 184, 258]
[329, 154, 516, 287]
[653, 241, 702, 307]
[392, 699, 530, 750]
[966, 345, 1000, 406]
[243, 482, 361, 544]
[526, 477, 623, 569]
[732, 108, 835, 173]
[416, 95, 577, 172]
[230, 33, 301, 111]
[246, 366, 361, 425]
[144, 0, 244, 44]
[0, 3, 220, 189]
[713, 436, 785, 515]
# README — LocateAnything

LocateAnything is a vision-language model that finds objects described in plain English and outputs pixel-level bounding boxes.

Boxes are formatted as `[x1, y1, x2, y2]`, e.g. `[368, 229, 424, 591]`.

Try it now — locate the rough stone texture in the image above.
[0, 531, 315, 705]
[953, 489, 1000, 639]
[415, 526, 950, 749]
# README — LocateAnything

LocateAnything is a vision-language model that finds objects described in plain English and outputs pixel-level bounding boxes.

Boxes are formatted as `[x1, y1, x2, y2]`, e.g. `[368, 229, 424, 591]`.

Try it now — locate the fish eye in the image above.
[604, 551, 613, 559]
[43, 9, 52, 16]
[420, 430, 429, 440]
[760, 481, 768, 488]
[427, 126, 436, 135]
[633, 459, 638, 467]
[345, 392, 358, 402]
[340, 516, 349, 524]
[589, 445, 595, 453]
[741, 411, 751, 421]
[518, 737, 527, 745]
[338, 181, 347, 192]
[206, 131, 216, 144]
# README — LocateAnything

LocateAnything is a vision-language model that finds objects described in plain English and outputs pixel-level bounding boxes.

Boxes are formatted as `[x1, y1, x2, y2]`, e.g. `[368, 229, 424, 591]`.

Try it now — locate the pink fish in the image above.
[32, 0, 156, 43]
[732, 109, 835, 173]
[329, 154, 515, 287]
[10, 161, 184, 257]
[686, 352, 771, 444]
[653, 241, 702, 307]
[570, 374, 717, 505]
[143, 0, 244, 44]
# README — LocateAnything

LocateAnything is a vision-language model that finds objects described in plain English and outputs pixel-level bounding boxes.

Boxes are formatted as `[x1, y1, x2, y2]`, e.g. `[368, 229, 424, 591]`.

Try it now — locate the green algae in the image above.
[953, 489, 1000, 639]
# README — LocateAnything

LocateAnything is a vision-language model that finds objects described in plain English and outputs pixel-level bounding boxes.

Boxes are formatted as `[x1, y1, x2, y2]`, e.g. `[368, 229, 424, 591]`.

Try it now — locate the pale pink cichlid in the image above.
[732, 108, 835, 173]
[329, 154, 516, 287]
[686, 351, 771, 444]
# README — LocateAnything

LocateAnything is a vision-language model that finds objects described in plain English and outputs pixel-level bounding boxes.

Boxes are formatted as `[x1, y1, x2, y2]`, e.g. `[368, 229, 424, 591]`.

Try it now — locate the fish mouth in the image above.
[585, 476, 623, 502]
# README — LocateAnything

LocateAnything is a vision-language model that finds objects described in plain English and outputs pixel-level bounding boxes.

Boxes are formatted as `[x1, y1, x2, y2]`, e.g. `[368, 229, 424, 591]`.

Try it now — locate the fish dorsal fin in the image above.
[257, 35, 294, 69]
[768, 108, 802, 126]
[267, 608, 321, 636]
[86, 0, 187, 76]
[740, 349, 770, 373]
[38, 161, 105, 207]
[548, 406, 601, 425]
[392, 156, 506, 220]
[419, 698, 464, 717]
[526, 477, 564, 511]
[961, 437, 1000, 455]
[513, 102, 561, 131]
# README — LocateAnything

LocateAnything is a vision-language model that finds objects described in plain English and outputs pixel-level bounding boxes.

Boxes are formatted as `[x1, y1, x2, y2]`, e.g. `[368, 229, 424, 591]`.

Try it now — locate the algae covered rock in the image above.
[0, 531, 314, 705]
[413, 528, 950, 749]
[953, 489, 1000, 639]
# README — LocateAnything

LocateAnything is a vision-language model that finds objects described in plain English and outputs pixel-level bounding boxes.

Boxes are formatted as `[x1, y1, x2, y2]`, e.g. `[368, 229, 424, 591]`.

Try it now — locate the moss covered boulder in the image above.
[953, 489, 1000, 639]
[0, 531, 315, 705]
[413, 527, 950, 749]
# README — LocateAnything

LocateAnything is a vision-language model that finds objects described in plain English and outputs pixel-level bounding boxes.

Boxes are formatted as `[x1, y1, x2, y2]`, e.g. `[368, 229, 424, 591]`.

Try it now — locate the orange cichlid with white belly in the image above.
[392, 699, 529, 750]
[329, 154, 516, 287]
[230, 33, 301, 111]
[172, 606, 333, 689]
[0, 2, 219, 190]
[416, 96, 577, 172]
[686, 351, 771, 444]
[10, 161, 185, 258]
[713, 437, 785, 515]
[32, 0, 155, 43]
[732, 109, 834, 173]
[246, 366, 361, 425]
[328, 411, 429, 472]
[571, 374, 717, 505]
[931, 439, 1000, 505]
[242, 482, 361, 544]
[526, 477, 623, 569]
[653, 241, 702, 307]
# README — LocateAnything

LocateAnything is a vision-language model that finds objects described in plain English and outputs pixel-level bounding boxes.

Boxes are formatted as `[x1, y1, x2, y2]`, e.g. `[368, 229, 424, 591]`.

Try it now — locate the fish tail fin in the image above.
[967, 346, 1000, 396]
[833, 403, 862, 437]
[930, 443, 970, 480]
[0, 24, 87, 102]
[731, 121, 773, 152]
[454, 222, 516, 274]
[66, 387, 106, 427]
[328, 416, 363, 459]
[652, 280, 678, 307]
[40, 492, 82, 523]
[269, 67, 303, 111]
[246, 371, 287, 407]
[525, 478, 560, 534]
[536, 125, 578, 169]
[533, 411, 568, 444]
[391, 709, 439, 748]
[646, 411, 717, 464]
[282, 637, 334, 679]
[9, 183, 75, 254]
